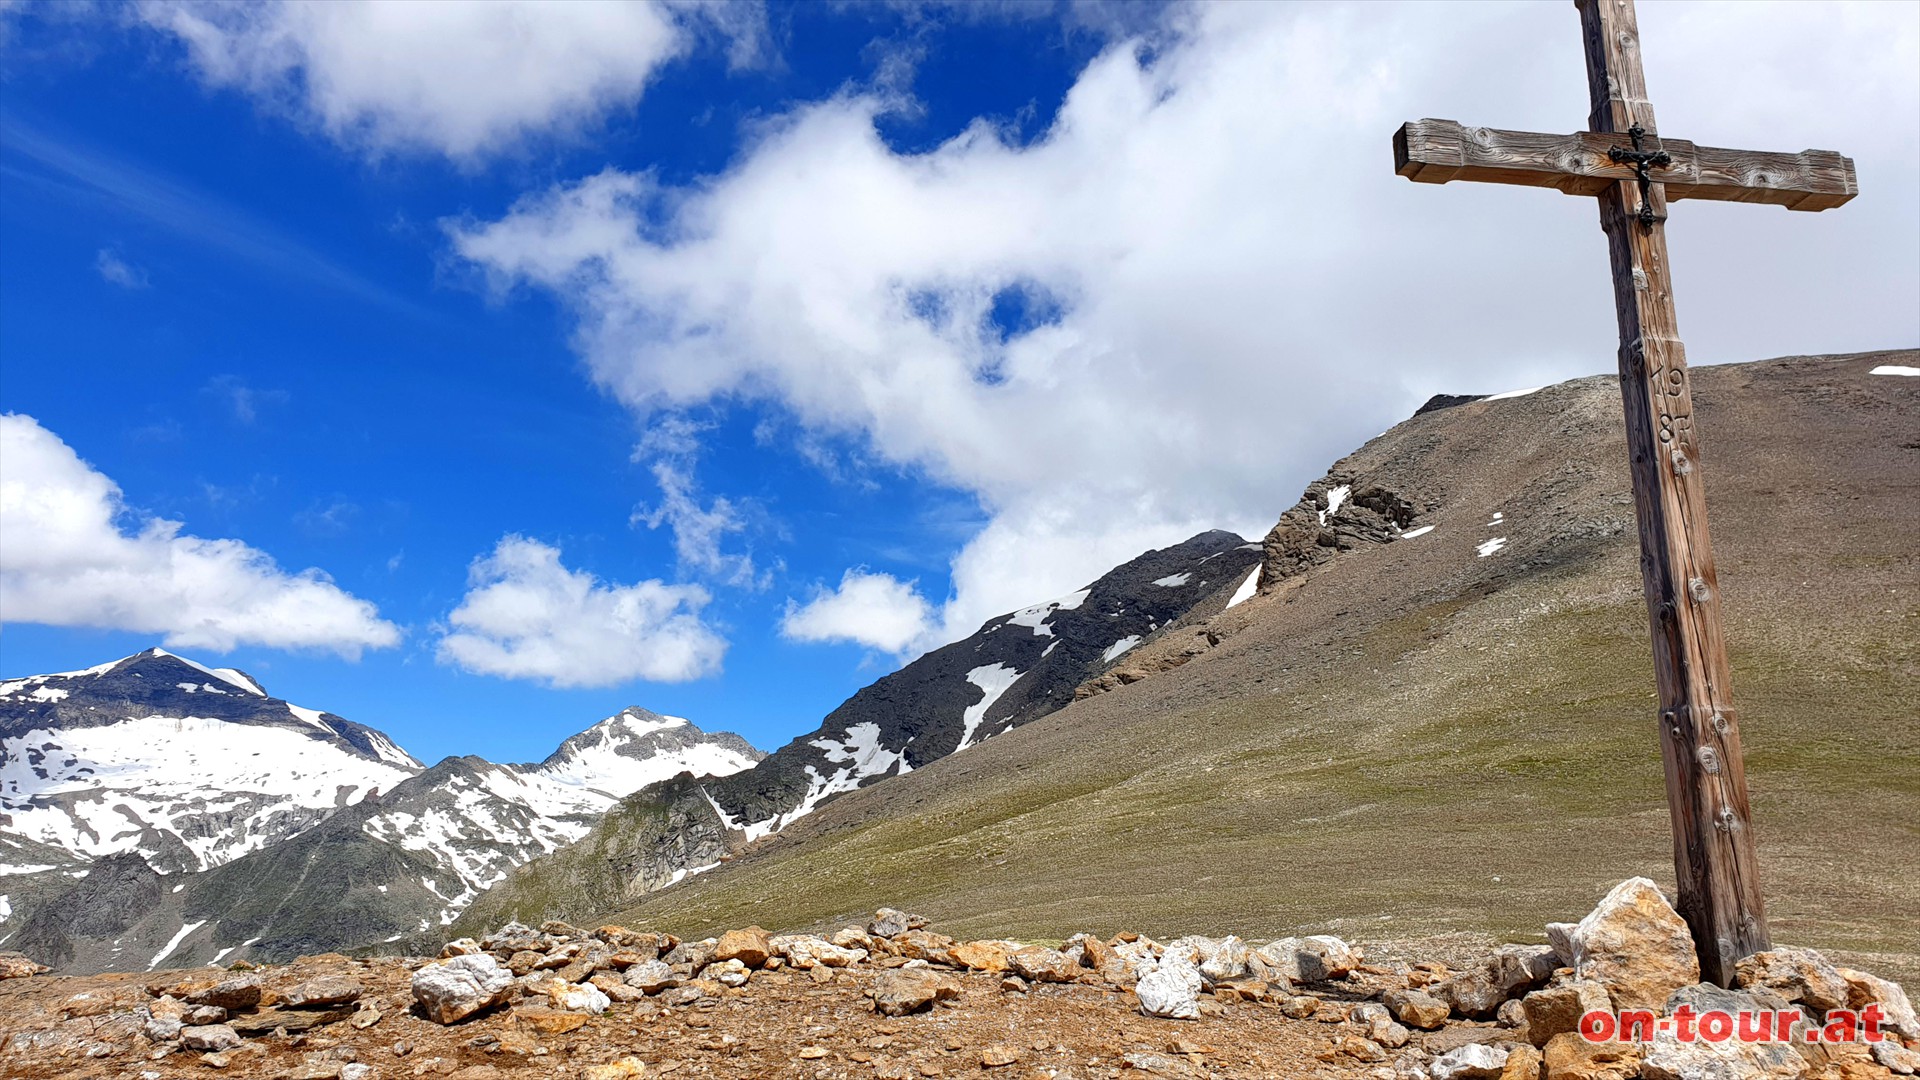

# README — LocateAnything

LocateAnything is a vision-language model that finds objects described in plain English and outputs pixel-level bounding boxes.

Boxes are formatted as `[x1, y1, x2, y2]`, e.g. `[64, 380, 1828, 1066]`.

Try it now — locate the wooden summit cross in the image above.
[1392, 0, 1857, 986]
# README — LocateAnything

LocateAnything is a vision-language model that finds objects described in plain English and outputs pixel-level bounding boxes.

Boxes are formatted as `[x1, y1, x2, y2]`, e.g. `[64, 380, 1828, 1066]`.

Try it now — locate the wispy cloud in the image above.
[0, 115, 430, 318]
[94, 247, 149, 288]
[202, 374, 289, 425]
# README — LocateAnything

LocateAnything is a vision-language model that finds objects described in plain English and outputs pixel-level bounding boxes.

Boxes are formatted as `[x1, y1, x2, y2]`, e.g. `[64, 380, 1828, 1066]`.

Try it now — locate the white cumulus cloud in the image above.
[450, 1, 1919, 651]
[781, 569, 935, 655]
[0, 413, 400, 656]
[437, 535, 725, 687]
[134, 0, 755, 161]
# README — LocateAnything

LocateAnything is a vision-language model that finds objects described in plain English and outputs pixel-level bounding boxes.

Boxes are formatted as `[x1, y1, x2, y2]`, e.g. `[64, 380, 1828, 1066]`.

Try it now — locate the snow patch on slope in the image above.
[1101, 636, 1141, 663]
[957, 664, 1025, 751]
[149, 919, 205, 970]
[1224, 567, 1260, 609]
[1318, 484, 1351, 526]
[1005, 589, 1091, 637]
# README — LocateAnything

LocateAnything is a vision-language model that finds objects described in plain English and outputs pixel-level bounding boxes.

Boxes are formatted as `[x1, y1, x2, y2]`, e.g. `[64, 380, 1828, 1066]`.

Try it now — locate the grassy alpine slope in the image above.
[590, 351, 1918, 982]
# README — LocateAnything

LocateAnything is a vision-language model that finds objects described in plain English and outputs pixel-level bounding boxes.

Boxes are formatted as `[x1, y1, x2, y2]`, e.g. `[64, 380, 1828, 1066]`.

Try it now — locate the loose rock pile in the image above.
[0, 880, 1913, 1079]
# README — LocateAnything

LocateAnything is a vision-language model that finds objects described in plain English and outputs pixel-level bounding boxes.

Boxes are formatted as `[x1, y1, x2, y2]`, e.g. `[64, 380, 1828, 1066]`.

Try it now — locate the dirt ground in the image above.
[0, 944, 1520, 1080]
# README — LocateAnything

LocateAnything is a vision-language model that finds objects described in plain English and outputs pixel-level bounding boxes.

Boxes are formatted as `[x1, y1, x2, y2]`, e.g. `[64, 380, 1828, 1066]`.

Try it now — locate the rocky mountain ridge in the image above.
[0, 655, 762, 972]
[450, 531, 1265, 935]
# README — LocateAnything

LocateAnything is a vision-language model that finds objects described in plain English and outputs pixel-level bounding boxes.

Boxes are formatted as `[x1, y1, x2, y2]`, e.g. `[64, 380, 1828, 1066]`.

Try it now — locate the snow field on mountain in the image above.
[0, 714, 418, 869]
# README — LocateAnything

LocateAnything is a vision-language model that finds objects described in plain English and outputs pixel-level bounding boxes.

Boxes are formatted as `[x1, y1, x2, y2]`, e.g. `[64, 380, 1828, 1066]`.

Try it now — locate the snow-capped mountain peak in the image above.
[529, 707, 762, 799]
[0, 649, 422, 873]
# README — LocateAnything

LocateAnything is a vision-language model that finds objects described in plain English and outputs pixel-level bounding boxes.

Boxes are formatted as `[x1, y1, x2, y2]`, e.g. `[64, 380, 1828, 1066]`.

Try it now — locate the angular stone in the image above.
[180, 1024, 244, 1052]
[770, 934, 865, 969]
[1281, 995, 1320, 1019]
[513, 1005, 588, 1035]
[1501, 1044, 1543, 1080]
[182, 1004, 228, 1025]
[1874, 1042, 1920, 1076]
[1082, 936, 1127, 979]
[1009, 946, 1078, 983]
[440, 938, 483, 958]
[187, 976, 263, 1011]
[663, 938, 716, 970]
[868, 908, 928, 939]
[1430, 1043, 1508, 1080]
[481, 922, 541, 955]
[1491, 946, 1558, 997]
[279, 975, 364, 1009]
[1298, 935, 1360, 981]
[1165, 935, 1249, 985]
[868, 968, 959, 1017]
[709, 958, 750, 987]
[951, 940, 1018, 973]
[893, 930, 956, 965]
[1540, 1032, 1641, 1080]
[145, 1013, 184, 1042]
[623, 960, 676, 994]
[1249, 938, 1304, 985]
[714, 926, 773, 968]
[1733, 946, 1852, 1013]
[1836, 967, 1920, 1041]
[831, 927, 875, 951]
[1561, 878, 1699, 1012]
[411, 954, 515, 1025]
[537, 977, 609, 1013]
[1522, 981, 1612, 1049]
[1353, 1002, 1412, 1048]
[228, 1006, 355, 1034]
[1437, 968, 1507, 1020]
[1340, 1035, 1388, 1062]
[1137, 956, 1203, 1020]
[1384, 989, 1451, 1030]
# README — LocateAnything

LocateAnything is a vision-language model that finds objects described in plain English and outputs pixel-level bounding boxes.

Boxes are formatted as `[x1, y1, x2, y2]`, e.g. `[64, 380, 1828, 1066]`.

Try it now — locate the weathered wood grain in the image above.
[1393, 120, 1857, 211]
[1579, 0, 1771, 988]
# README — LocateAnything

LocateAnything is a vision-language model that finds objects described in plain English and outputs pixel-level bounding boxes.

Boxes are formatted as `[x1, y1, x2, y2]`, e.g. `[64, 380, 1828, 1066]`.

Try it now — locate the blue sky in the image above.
[3, 1, 1914, 766]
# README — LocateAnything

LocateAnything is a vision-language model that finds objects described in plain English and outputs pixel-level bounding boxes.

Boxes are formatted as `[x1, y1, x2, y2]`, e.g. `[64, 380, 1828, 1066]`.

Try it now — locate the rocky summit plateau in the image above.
[0, 349, 1913, 1080]
[0, 876, 1915, 1079]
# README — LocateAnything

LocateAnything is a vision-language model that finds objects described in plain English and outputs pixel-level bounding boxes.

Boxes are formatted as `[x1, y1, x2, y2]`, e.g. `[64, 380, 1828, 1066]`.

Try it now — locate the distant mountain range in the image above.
[0, 531, 1258, 973]
[452, 530, 1264, 935]
[0, 650, 760, 971]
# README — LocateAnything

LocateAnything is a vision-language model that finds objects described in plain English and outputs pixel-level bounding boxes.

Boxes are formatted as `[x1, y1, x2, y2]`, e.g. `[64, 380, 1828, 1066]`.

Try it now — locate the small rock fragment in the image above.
[180, 1024, 244, 1053]
[1428, 1043, 1507, 1080]
[869, 968, 960, 1017]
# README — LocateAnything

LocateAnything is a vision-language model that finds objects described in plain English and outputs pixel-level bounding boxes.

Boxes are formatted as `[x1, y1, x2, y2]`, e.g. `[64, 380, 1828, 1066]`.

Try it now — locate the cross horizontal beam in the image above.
[1394, 119, 1856, 211]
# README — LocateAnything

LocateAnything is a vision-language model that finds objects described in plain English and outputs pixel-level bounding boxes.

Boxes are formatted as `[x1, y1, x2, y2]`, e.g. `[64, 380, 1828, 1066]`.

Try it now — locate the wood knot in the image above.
[1696, 745, 1721, 774]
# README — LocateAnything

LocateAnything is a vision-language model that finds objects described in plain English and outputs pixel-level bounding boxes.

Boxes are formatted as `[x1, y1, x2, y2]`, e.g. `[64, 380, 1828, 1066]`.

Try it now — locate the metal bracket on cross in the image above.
[1609, 125, 1672, 229]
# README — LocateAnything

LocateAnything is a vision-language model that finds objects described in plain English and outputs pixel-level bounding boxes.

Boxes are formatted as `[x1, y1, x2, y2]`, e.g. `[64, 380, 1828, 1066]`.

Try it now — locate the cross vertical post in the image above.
[1578, 0, 1770, 984]
[1393, 0, 1859, 986]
